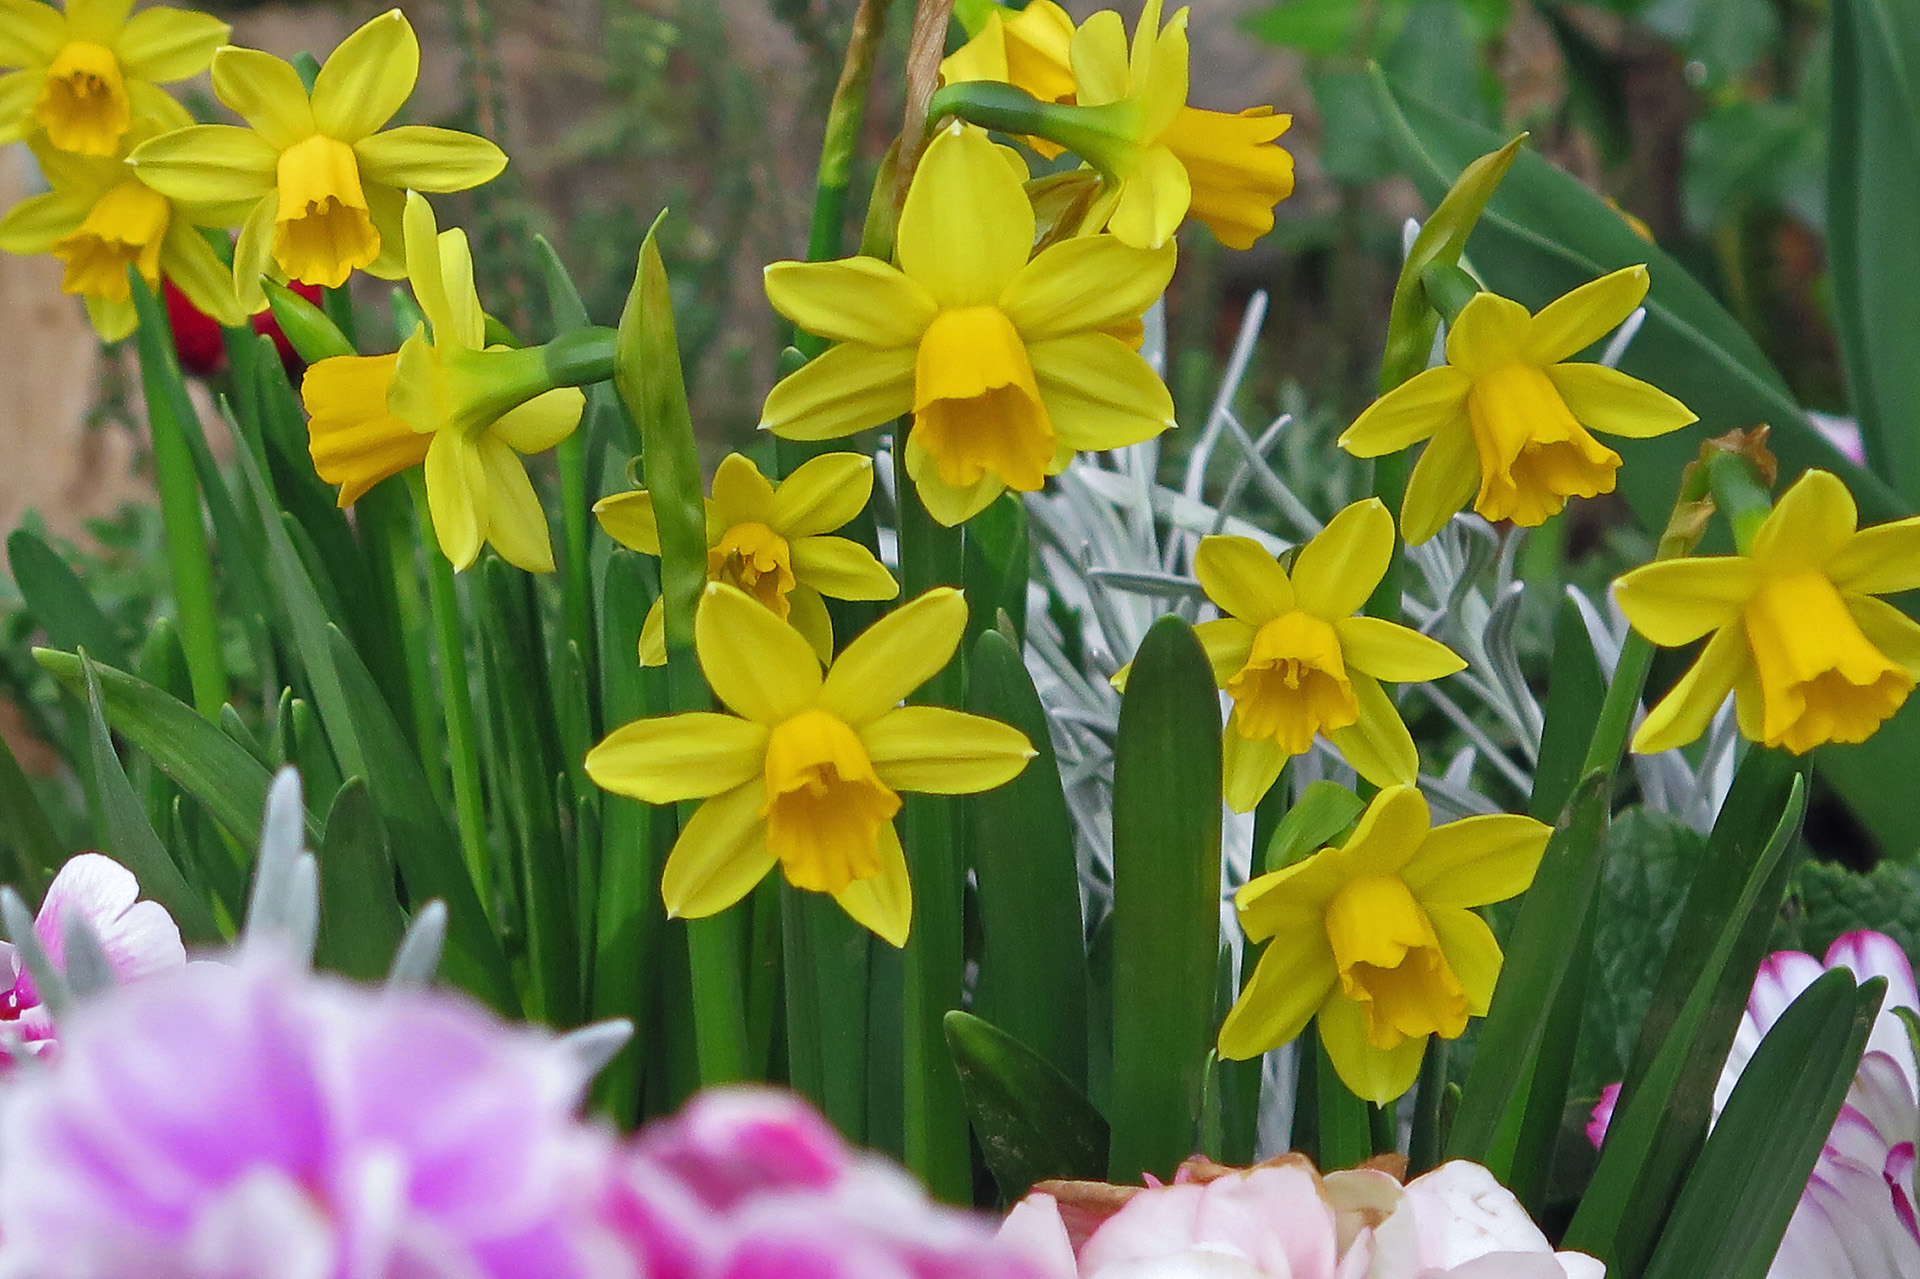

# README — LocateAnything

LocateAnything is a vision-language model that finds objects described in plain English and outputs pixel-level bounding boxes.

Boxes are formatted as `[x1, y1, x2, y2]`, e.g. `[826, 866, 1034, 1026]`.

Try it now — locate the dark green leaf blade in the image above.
[946, 1009, 1109, 1199]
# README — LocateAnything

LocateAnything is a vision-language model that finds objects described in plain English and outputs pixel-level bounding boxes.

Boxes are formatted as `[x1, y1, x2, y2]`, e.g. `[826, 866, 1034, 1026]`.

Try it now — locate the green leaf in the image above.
[1107, 615, 1223, 1182]
[1531, 598, 1608, 823]
[1788, 857, 1920, 962]
[1243, 0, 1369, 57]
[967, 629, 1089, 1090]
[7, 529, 127, 670]
[1641, 970, 1880, 1279]
[0, 729, 59, 897]
[314, 778, 406, 980]
[1261, 780, 1365, 872]
[946, 1009, 1110, 1199]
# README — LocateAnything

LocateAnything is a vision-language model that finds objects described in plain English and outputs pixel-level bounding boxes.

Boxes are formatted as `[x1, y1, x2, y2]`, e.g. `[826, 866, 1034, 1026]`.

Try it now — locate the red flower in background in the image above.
[163, 279, 322, 379]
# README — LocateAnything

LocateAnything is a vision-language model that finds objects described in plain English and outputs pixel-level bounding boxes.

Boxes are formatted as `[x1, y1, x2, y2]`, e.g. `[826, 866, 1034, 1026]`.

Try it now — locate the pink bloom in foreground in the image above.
[1002, 1154, 1601, 1278]
[605, 1087, 1054, 1279]
[0, 853, 184, 1062]
[1588, 930, 1920, 1278]
[0, 952, 621, 1278]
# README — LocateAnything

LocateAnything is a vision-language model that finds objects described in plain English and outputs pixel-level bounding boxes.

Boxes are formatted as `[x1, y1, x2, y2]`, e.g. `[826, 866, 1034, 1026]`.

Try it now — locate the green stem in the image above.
[407, 471, 493, 914]
[543, 326, 617, 387]
[1367, 452, 1408, 624]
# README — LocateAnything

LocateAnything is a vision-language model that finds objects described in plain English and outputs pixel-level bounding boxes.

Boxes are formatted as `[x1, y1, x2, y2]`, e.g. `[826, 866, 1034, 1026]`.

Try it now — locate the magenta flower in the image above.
[0, 952, 621, 1278]
[604, 1087, 1054, 1279]
[0, 852, 184, 1061]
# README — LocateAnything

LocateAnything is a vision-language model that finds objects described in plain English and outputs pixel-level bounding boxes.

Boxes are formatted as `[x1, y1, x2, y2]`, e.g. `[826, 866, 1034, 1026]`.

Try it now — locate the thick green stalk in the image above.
[407, 472, 493, 913]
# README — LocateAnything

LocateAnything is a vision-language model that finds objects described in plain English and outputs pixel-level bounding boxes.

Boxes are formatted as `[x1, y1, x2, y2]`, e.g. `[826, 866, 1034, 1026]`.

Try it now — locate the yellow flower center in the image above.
[1465, 363, 1621, 528]
[1224, 612, 1357, 754]
[273, 134, 381, 290]
[1743, 571, 1914, 754]
[35, 42, 130, 156]
[911, 306, 1056, 493]
[710, 523, 796, 617]
[761, 708, 901, 894]
[51, 179, 170, 303]
[1324, 874, 1469, 1049]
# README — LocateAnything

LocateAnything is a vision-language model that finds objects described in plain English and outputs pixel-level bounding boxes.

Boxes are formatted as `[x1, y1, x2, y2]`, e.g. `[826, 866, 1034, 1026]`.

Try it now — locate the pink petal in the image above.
[998, 1194, 1079, 1278]
[1399, 1161, 1553, 1267]
[1585, 1083, 1620, 1150]
[32, 854, 186, 989]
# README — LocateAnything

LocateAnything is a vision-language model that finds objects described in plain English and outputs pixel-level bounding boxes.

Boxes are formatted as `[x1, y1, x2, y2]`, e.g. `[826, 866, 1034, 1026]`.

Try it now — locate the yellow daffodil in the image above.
[128, 10, 506, 302]
[0, 0, 226, 156]
[1618, 469, 1920, 755]
[0, 117, 243, 340]
[1340, 266, 1698, 544]
[1218, 784, 1550, 1103]
[586, 584, 1035, 946]
[940, 0, 1076, 157]
[1181, 500, 1464, 809]
[596, 451, 898, 666]
[762, 120, 1175, 526]
[299, 192, 582, 572]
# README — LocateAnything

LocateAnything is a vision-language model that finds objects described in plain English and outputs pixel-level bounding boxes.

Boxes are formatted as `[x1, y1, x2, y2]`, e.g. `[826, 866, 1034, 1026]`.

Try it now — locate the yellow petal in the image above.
[830, 819, 912, 947]
[1194, 535, 1292, 625]
[1399, 418, 1478, 545]
[1318, 993, 1427, 1104]
[1105, 144, 1190, 250]
[115, 7, 228, 81]
[660, 781, 776, 919]
[1523, 264, 1649, 366]
[353, 125, 506, 192]
[764, 257, 935, 348]
[1328, 783, 1430, 880]
[474, 436, 554, 573]
[760, 341, 916, 441]
[1001, 235, 1176, 343]
[1749, 470, 1858, 576]
[162, 218, 247, 328]
[585, 711, 768, 803]
[820, 587, 968, 726]
[1222, 714, 1287, 814]
[1164, 104, 1296, 251]
[1338, 366, 1472, 457]
[1337, 616, 1465, 683]
[1848, 594, 1920, 676]
[863, 705, 1032, 794]
[436, 226, 486, 350]
[1069, 7, 1129, 103]
[1402, 814, 1551, 908]
[594, 490, 662, 555]
[65, 0, 131, 43]
[128, 124, 278, 205]
[1194, 616, 1256, 687]
[1427, 905, 1502, 1016]
[493, 387, 583, 454]
[1546, 363, 1697, 440]
[711, 452, 775, 527]
[787, 584, 834, 664]
[695, 581, 824, 725]
[311, 8, 416, 141]
[1028, 331, 1175, 451]
[896, 121, 1033, 309]
[0, 70, 40, 142]
[792, 536, 898, 601]
[84, 294, 135, 342]
[231, 192, 275, 313]
[1631, 622, 1747, 754]
[1613, 556, 1759, 646]
[401, 193, 456, 344]
[126, 78, 192, 134]
[364, 180, 406, 278]
[902, 437, 1006, 526]
[1292, 498, 1393, 620]
[770, 452, 873, 537]
[0, 190, 88, 253]
[424, 431, 484, 572]
[1443, 292, 1531, 378]
[210, 47, 314, 149]
[1216, 935, 1339, 1060]
[638, 597, 667, 666]
[1325, 674, 1420, 790]
[0, 0, 65, 66]
[1829, 517, 1920, 596]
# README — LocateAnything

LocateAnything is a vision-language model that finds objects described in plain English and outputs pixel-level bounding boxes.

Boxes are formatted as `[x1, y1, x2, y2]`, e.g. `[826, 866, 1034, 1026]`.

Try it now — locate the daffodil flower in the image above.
[596, 451, 898, 666]
[585, 584, 1035, 946]
[939, 0, 1076, 157]
[299, 192, 582, 573]
[1618, 469, 1920, 755]
[0, 118, 243, 340]
[1340, 265, 1698, 544]
[1218, 784, 1550, 1104]
[0, 0, 226, 156]
[762, 120, 1175, 526]
[1181, 499, 1464, 810]
[129, 10, 505, 301]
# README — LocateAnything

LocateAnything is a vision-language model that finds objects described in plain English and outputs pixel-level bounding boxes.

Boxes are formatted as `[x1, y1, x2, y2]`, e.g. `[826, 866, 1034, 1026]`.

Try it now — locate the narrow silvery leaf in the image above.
[60, 913, 116, 999]
[243, 768, 318, 964]
[1600, 307, 1646, 369]
[387, 901, 448, 986]
[1, 888, 67, 1019]
[558, 1019, 635, 1083]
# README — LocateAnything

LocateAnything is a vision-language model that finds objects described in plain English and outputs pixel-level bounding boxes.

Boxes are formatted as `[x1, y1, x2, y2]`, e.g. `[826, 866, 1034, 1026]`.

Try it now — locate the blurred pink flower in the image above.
[0, 852, 184, 1062]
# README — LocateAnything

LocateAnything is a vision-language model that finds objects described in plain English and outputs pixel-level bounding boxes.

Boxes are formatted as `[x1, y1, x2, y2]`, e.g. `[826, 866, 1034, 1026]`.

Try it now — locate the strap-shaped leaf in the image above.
[946, 1009, 1108, 1199]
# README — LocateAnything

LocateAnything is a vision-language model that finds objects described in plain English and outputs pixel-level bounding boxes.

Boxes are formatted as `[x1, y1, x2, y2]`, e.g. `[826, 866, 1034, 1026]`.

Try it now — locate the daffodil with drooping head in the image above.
[940, 0, 1076, 157]
[1618, 469, 1920, 755]
[299, 192, 582, 573]
[1340, 265, 1698, 543]
[1177, 499, 1464, 810]
[761, 120, 1175, 526]
[1218, 784, 1550, 1104]
[0, 0, 226, 156]
[596, 451, 898, 667]
[129, 10, 505, 302]
[585, 584, 1034, 946]
[0, 117, 244, 340]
